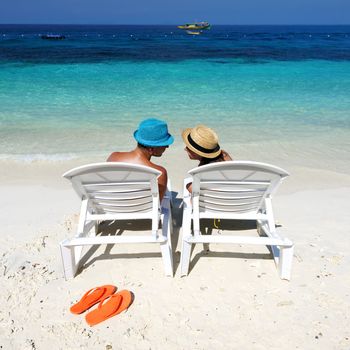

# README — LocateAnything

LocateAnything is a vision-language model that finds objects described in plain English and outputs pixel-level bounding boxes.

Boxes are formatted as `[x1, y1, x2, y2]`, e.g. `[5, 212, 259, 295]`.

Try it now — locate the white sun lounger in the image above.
[60, 162, 173, 279]
[180, 161, 294, 280]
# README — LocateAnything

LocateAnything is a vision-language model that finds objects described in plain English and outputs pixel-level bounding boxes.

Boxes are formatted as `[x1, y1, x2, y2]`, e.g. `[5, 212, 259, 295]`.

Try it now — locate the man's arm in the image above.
[186, 182, 193, 193]
[152, 164, 168, 201]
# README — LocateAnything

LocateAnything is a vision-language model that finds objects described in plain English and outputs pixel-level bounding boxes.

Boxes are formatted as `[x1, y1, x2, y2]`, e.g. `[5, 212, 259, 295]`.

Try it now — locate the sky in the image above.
[0, 0, 349, 25]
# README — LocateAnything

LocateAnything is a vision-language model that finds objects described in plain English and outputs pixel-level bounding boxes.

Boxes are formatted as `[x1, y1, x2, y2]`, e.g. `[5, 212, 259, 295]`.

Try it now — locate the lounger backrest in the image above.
[189, 161, 289, 215]
[63, 163, 161, 214]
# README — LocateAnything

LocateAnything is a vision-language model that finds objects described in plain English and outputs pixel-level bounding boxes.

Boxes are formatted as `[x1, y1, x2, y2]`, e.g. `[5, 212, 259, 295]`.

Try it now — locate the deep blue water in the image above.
[1, 25, 350, 63]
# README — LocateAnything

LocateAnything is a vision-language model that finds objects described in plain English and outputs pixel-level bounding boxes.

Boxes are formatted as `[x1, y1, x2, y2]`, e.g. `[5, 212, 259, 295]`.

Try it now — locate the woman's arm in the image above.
[221, 150, 232, 161]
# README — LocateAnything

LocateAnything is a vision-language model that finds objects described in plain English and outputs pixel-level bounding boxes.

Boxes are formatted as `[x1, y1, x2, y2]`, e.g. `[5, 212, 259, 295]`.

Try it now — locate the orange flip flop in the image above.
[70, 285, 117, 314]
[85, 290, 133, 326]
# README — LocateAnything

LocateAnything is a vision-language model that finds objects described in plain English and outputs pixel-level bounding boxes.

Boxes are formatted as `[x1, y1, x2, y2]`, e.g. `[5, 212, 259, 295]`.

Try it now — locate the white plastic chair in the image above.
[180, 161, 294, 280]
[60, 162, 173, 279]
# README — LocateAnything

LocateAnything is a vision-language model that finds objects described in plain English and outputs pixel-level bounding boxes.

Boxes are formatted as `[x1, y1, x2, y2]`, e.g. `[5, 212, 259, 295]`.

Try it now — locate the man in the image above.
[107, 118, 174, 200]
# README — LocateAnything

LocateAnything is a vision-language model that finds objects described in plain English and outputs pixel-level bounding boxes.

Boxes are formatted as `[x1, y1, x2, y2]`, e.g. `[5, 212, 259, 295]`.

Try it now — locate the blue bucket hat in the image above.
[134, 118, 174, 147]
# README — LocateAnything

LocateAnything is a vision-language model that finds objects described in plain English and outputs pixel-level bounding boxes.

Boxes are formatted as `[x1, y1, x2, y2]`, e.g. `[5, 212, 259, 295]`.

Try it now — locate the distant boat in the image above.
[178, 21, 211, 30]
[41, 34, 65, 40]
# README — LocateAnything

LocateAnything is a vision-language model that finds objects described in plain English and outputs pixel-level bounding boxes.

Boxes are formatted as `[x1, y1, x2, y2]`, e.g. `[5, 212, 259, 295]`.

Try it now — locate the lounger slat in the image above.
[199, 197, 261, 206]
[199, 202, 259, 213]
[201, 189, 264, 199]
[93, 197, 153, 207]
[102, 208, 153, 214]
[95, 202, 154, 213]
[201, 184, 268, 192]
[185, 235, 287, 246]
[84, 184, 150, 192]
[64, 235, 166, 246]
[197, 211, 267, 220]
[92, 195, 151, 201]
[89, 190, 151, 199]
[84, 181, 150, 187]
[201, 181, 270, 186]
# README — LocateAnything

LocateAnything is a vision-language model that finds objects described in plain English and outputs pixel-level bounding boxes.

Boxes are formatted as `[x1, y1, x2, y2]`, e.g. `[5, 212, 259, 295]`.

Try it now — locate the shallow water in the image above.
[0, 25, 349, 172]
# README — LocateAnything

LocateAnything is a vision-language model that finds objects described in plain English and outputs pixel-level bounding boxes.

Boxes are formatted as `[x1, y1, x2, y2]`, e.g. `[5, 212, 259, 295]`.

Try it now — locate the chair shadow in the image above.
[170, 193, 183, 274]
[185, 218, 274, 275]
[77, 219, 161, 275]
[77, 191, 183, 276]
[75, 192, 275, 277]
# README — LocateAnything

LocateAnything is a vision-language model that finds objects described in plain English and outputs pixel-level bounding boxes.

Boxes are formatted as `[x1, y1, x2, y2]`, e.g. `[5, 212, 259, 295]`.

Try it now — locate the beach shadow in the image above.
[77, 220, 162, 274]
[77, 191, 182, 276]
[185, 219, 274, 275]
[170, 192, 183, 274]
[73, 193, 275, 277]
[170, 191, 182, 248]
[189, 251, 272, 273]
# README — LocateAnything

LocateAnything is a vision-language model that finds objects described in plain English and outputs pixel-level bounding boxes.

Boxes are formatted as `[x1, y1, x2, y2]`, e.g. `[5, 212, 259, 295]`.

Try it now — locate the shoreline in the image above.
[1, 156, 350, 190]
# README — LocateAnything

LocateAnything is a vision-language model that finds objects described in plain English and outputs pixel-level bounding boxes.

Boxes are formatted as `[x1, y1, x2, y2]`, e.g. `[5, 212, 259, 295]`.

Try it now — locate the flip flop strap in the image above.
[98, 294, 111, 310]
[97, 294, 121, 312]
[81, 286, 106, 302]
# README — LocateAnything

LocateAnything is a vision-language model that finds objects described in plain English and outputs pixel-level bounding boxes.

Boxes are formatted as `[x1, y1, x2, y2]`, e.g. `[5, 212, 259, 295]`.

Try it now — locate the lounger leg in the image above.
[160, 241, 173, 277]
[168, 208, 173, 249]
[94, 221, 100, 235]
[202, 228, 211, 253]
[180, 238, 192, 276]
[60, 240, 78, 279]
[161, 204, 173, 250]
[278, 244, 294, 280]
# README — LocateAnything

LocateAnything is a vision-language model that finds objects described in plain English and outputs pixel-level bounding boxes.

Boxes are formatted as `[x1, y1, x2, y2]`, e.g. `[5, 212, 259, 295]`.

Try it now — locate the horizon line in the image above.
[0, 23, 349, 26]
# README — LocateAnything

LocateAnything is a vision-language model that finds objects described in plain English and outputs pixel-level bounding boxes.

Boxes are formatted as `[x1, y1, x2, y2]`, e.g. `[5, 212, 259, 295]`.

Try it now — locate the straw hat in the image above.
[182, 125, 221, 158]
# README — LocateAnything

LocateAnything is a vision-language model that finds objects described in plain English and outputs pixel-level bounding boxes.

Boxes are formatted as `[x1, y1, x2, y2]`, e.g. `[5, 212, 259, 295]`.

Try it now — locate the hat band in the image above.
[188, 134, 220, 154]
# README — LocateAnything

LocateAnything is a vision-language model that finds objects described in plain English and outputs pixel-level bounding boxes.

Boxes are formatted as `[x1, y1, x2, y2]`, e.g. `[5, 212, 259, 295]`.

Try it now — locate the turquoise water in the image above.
[0, 25, 349, 172]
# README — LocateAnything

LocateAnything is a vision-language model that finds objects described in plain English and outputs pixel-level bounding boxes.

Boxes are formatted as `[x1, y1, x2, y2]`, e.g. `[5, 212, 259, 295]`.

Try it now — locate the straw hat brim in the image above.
[182, 128, 221, 159]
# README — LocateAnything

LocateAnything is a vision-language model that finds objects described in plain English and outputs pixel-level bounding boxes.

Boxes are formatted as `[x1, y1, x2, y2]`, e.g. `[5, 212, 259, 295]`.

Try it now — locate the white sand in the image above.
[1, 157, 350, 350]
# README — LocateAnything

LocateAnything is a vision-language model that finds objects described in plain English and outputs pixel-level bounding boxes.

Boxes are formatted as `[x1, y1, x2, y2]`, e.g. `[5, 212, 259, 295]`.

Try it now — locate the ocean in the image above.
[0, 25, 349, 172]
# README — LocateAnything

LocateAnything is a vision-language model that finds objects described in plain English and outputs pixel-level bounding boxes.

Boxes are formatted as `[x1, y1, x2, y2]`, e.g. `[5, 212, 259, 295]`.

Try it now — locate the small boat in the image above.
[178, 21, 211, 30]
[41, 34, 65, 40]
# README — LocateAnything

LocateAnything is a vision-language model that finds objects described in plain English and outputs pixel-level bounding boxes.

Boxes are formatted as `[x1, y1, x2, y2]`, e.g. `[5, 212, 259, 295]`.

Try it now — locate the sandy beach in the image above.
[1, 153, 350, 350]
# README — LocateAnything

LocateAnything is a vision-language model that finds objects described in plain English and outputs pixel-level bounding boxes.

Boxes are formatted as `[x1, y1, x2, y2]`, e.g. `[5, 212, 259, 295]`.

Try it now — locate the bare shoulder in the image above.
[107, 151, 134, 162]
[107, 152, 120, 162]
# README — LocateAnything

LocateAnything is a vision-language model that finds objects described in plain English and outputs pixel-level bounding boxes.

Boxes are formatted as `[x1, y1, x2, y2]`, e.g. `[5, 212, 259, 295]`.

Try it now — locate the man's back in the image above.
[107, 119, 173, 200]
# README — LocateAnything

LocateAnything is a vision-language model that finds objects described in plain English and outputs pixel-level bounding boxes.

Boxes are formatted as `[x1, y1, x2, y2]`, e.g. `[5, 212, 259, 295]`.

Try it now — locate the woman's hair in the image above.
[199, 151, 225, 166]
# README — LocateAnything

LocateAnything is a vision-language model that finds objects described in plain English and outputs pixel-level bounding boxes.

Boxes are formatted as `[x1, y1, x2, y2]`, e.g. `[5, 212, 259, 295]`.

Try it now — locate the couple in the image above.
[107, 118, 232, 199]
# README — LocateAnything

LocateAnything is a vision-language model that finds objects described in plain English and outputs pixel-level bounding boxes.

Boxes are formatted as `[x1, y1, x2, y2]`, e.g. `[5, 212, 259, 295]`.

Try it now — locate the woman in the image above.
[182, 124, 232, 165]
[182, 124, 232, 192]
